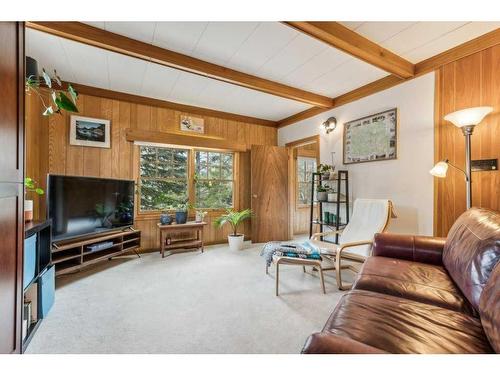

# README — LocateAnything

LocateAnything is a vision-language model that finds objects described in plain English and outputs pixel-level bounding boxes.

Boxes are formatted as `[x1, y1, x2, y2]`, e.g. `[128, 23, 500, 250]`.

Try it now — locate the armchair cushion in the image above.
[372, 233, 445, 265]
[353, 256, 475, 315]
[302, 332, 387, 354]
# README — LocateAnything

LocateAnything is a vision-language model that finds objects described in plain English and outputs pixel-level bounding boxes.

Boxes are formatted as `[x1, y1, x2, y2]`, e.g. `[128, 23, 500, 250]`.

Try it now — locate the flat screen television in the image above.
[48, 175, 135, 241]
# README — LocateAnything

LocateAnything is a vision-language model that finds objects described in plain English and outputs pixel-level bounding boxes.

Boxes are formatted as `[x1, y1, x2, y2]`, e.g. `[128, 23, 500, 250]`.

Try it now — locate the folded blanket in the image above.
[260, 240, 321, 267]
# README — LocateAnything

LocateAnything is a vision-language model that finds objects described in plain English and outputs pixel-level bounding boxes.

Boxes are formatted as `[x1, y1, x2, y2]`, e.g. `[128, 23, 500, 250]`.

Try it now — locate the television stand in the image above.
[51, 229, 141, 276]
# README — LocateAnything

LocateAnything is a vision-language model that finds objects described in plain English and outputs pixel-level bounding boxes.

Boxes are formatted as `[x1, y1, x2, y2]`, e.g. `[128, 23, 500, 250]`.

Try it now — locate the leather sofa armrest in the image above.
[372, 233, 446, 266]
[301, 333, 387, 354]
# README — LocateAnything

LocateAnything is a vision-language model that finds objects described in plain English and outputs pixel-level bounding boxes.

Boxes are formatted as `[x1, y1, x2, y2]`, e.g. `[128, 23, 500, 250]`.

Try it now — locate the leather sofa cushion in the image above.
[479, 263, 500, 352]
[353, 256, 475, 315]
[443, 208, 500, 311]
[322, 290, 493, 354]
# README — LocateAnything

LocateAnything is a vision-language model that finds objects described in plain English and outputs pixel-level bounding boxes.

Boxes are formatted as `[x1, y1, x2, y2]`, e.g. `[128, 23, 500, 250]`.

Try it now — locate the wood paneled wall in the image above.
[25, 92, 277, 249]
[435, 44, 500, 236]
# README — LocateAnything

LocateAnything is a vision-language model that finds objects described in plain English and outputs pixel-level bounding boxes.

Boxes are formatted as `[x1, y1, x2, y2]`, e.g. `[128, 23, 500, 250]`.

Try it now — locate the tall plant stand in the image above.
[309, 170, 350, 244]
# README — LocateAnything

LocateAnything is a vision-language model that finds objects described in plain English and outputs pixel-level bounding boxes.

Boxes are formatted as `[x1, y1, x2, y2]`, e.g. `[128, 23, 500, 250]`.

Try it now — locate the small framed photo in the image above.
[180, 115, 204, 134]
[70, 115, 111, 148]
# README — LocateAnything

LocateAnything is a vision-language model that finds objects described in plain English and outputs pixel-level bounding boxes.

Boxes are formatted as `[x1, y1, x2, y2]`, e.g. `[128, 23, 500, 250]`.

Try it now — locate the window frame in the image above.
[296, 156, 317, 207]
[136, 145, 237, 217]
[192, 149, 236, 210]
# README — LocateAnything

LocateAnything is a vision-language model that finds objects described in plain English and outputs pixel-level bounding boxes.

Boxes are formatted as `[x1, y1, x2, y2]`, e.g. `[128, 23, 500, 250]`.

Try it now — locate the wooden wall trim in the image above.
[284, 22, 414, 79]
[26, 21, 334, 108]
[126, 129, 248, 152]
[60, 82, 277, 128]
[285, 134, 320, 148]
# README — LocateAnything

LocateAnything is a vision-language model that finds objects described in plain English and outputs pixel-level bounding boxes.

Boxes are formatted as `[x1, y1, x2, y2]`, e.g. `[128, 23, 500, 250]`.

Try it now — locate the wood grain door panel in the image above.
[0, 21, 24, 354]
[251, 145, 289, 242]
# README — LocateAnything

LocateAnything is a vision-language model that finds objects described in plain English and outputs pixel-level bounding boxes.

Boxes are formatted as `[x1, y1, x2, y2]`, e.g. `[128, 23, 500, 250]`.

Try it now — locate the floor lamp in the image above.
[430, 106, 493, 209]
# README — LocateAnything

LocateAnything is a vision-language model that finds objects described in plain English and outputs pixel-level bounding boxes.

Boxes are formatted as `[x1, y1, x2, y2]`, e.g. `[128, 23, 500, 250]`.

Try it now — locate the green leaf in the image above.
[53, 70, 62, 86]
[43, 106, 54, 116]
[35, 188, 44, 195]
[24, 177, 34, 188]
[67, 84, 78, 104]
[55, 92, 78, 113]
[42, 68, 52, 88]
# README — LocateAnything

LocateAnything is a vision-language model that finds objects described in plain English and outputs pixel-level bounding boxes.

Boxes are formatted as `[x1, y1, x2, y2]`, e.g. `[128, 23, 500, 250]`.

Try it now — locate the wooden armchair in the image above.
[310, 199, 394, 290]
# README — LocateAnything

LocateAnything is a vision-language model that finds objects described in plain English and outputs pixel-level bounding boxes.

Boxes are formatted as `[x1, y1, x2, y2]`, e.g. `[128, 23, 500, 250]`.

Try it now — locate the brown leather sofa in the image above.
[302, 207, 500, 354]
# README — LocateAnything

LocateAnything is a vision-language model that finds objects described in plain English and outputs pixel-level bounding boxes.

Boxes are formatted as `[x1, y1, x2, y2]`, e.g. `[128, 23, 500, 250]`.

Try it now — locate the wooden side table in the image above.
[157, 221, 207, 258]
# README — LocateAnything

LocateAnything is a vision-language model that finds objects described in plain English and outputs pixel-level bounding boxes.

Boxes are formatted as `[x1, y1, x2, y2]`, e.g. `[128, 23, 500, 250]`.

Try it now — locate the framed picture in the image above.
[180, 115, 204, 134]
[70, 115, 111, 148]
[343, 108, 398, 164]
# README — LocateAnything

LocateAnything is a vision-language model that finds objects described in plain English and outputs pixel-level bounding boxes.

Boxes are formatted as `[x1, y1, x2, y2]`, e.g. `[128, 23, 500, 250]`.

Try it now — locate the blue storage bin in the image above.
[23, 235, 37, 290]
[39, 265, 55, 318]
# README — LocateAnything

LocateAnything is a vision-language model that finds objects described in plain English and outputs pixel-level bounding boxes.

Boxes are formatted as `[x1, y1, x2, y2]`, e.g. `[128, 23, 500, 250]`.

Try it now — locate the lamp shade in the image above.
[429, 161, 449, 178]
[444, 106, 493, 127]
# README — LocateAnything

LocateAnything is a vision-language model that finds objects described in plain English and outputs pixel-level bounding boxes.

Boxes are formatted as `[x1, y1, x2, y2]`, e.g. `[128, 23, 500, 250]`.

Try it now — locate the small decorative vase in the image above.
[323, 211, 330, 224]
[24, 200, 33, 222]
[195, 212, 205, 222]
[175, 211, 188, 224]
[160, 213, 173, 225]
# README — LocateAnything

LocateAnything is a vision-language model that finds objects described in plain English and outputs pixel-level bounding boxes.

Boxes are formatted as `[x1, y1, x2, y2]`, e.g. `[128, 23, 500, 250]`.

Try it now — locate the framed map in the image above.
[343, 108, 398, 164]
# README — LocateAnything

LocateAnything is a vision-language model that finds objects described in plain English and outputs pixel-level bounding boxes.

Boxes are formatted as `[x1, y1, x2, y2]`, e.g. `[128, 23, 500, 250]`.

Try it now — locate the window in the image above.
[139, 146, 189, 211]
[297, 156, 317, 205]
[195, 151, 234, 209]
[138, 146, 234, 212]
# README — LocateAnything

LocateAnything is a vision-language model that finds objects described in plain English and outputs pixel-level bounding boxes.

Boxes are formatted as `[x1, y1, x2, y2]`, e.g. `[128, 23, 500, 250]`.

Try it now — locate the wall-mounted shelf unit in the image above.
[309, 171, 350, 243]
[51, 229, 141, 276]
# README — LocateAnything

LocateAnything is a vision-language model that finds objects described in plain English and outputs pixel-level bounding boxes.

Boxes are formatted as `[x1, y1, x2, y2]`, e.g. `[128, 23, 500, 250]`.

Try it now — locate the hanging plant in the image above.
[25, 68, 79, 116]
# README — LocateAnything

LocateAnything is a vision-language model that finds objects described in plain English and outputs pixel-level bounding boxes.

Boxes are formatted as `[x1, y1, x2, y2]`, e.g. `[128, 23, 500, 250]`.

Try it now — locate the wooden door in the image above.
[251, 145, 289, 242]
[0, 22, 24, 354]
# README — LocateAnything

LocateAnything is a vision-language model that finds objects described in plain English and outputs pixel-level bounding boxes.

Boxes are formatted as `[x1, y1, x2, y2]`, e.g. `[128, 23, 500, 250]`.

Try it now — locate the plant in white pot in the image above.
[24, 177, 44, 222]
[214, 209, 252, 251]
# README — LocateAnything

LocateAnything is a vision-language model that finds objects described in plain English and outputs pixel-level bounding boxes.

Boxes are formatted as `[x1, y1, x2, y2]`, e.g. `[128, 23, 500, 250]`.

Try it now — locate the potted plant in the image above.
[159, 205, 174, 225]
[318, 163, 335, 179]
[175, 202, 192, 224]
[195, 209, 208, 223]
[24, 177, 44, 222]
[316, 185, 328, 202]
[214, 209, 252, 251]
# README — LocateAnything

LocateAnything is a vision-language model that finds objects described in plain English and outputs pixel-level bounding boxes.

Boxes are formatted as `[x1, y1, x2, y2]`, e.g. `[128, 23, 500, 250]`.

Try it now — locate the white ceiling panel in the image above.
[304, 58, 387, 98]
[257, 34, 327, 81]
[140, 62, 180, 100]
[60, 37, 109, 88]
[403, 22, 500, 62]
[350, 22, 417, 43]
[104, 22, 156, 44]
[26, 29, 76, 82]
[189, 22, 260, 65]
[280, 47, 352, 89]
[227, 22, 298, 73]
[153, 22, 208, 54]
[107, 51, 148, 94]
[167, 71, 212, 105]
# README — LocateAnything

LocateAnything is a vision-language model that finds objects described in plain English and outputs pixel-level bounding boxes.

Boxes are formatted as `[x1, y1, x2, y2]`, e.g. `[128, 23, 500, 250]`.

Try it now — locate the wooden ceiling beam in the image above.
[26, 21, 334, 108]
[58, 81, 277, 127]
[277, 75, 403, 128]
[277, 27, 500, 128]
[284, 21, 415, 79]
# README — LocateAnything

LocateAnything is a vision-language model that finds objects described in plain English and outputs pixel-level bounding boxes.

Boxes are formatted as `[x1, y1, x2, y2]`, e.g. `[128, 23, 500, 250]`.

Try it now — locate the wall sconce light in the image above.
[429, 106, 493, 209]
[322, 117, 337, 134]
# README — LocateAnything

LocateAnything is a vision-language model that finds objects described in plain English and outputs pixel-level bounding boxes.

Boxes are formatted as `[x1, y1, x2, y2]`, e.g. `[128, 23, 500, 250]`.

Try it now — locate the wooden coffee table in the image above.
[157, 221, 207, 258]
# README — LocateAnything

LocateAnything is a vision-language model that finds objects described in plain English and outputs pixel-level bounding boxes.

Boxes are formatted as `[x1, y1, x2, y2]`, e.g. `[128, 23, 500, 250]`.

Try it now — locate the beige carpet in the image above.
[27, 241, 350, 354]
